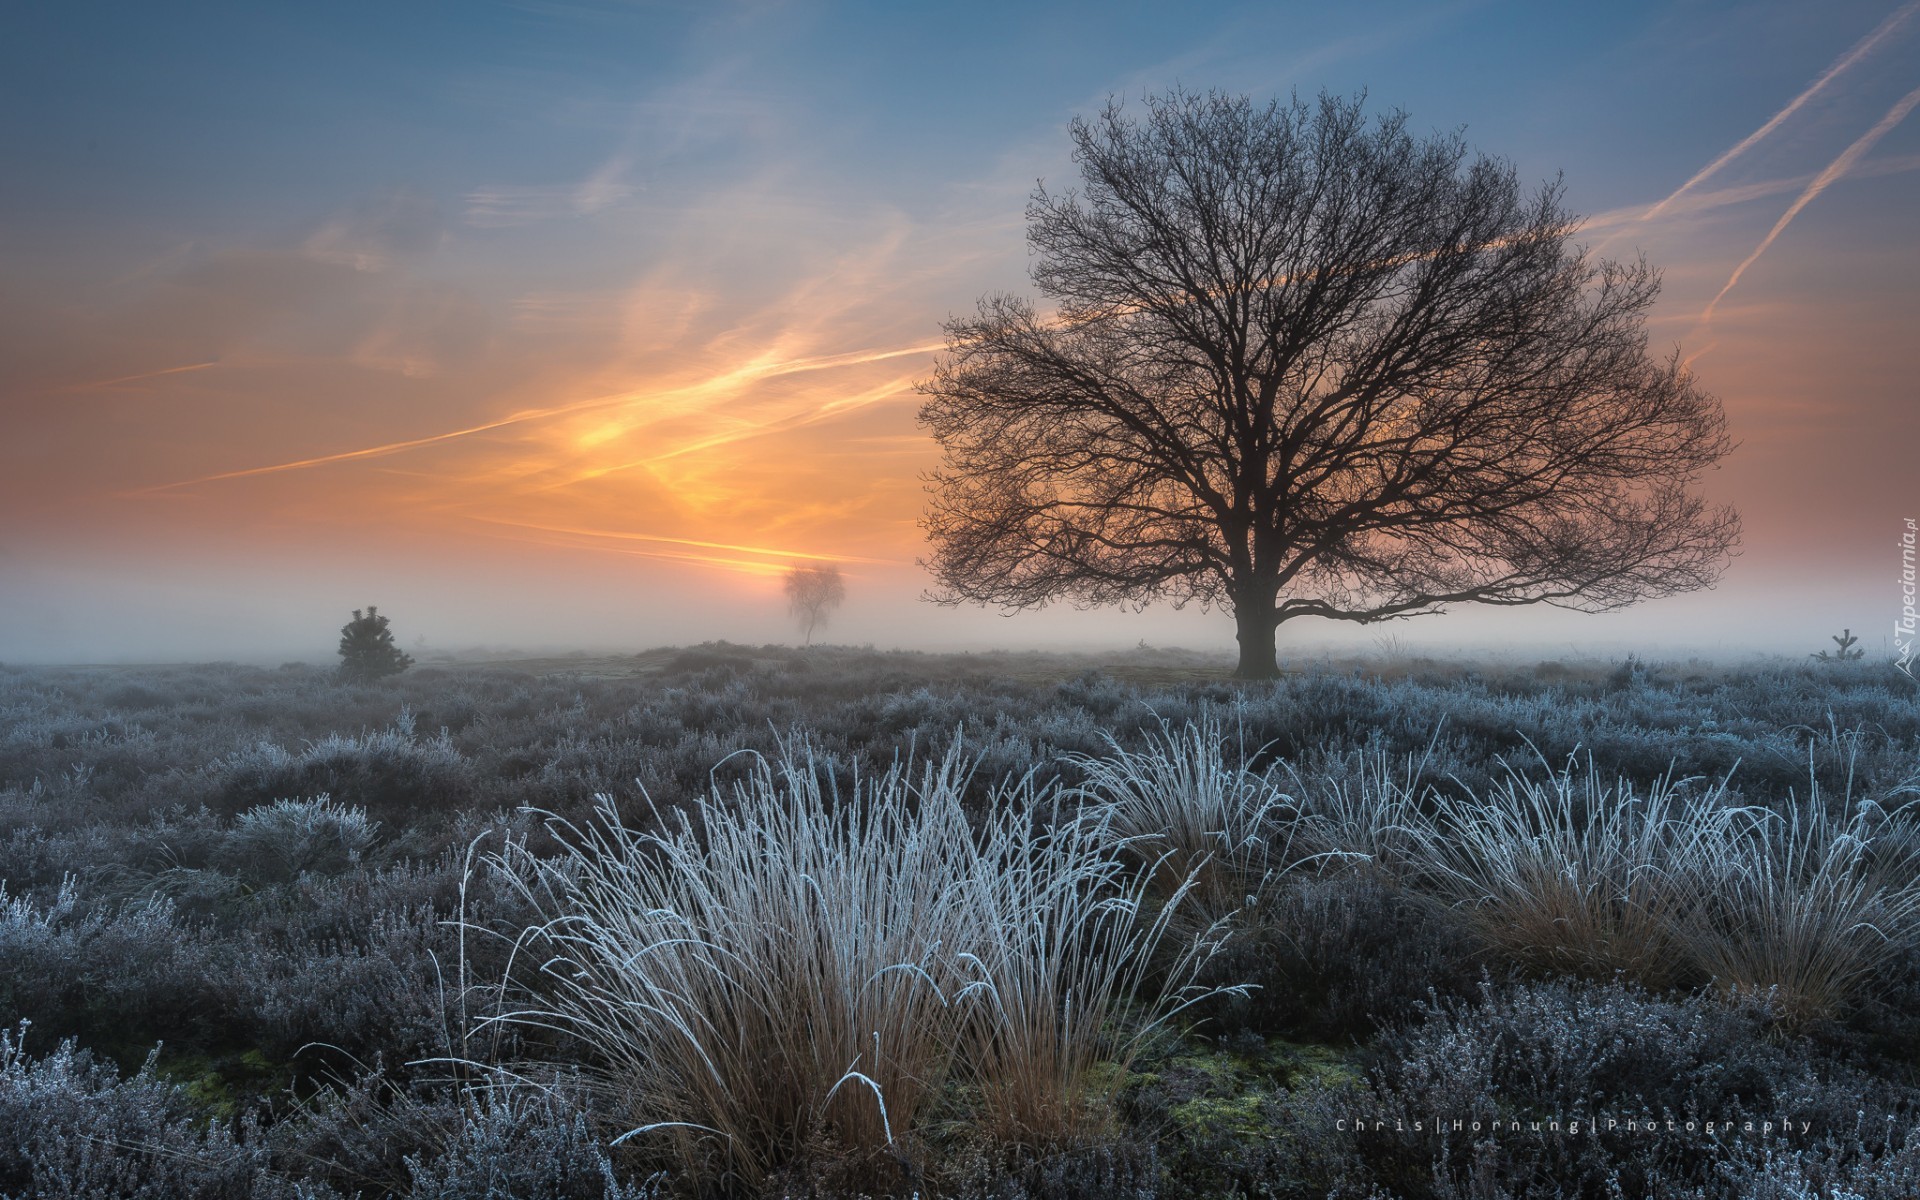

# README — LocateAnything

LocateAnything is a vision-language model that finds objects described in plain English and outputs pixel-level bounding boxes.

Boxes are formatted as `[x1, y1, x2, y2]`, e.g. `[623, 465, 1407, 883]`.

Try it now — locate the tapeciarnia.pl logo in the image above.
[1898, 517, 1917, 681]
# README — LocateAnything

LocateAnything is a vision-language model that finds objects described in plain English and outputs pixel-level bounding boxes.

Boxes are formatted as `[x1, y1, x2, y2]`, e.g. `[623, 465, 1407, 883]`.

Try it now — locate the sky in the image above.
[2, 0, 1916, 663]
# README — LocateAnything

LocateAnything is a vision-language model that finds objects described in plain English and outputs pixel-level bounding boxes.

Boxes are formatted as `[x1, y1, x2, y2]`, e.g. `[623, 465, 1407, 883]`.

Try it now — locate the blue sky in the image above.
[2, 1, 1916, 660]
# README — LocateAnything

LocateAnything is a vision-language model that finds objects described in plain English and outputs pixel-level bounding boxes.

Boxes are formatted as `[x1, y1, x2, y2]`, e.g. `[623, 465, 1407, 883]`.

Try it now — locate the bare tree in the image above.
[920, 89, 1739, 679]
[784, 563, 846, 646]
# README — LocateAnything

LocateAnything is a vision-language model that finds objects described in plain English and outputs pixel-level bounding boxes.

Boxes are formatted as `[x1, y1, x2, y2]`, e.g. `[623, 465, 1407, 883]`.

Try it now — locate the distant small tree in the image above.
[1813, 629, 1865, 662]
[783, 564, 846, 647]
[337, 605, 414, 682]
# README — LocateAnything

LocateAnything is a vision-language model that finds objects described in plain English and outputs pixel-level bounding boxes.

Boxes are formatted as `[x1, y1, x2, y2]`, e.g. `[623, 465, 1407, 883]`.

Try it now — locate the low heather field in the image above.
[2, 645, 1918, 1199]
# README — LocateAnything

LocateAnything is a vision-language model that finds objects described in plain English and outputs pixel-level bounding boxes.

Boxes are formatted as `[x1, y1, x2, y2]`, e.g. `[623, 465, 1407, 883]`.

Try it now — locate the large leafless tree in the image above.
[919, 90, 1739, 678]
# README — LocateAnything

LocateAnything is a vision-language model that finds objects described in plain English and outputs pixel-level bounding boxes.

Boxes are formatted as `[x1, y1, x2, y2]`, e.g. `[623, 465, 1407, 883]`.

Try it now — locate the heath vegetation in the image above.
[1, 645, 1917, 1198]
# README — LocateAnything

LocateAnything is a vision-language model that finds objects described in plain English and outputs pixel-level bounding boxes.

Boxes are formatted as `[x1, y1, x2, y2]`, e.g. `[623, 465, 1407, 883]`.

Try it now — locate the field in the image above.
[3, 644, 1918, 1199]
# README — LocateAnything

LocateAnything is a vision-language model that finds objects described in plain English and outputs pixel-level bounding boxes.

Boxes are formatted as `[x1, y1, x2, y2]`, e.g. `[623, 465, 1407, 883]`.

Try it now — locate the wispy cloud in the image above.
[635, 371, 921, 466]
[1703, 81, 1920, 321]
[133, 338, 943, 493]
[466, 149, 641, 227]
[301, 190, 445, 271]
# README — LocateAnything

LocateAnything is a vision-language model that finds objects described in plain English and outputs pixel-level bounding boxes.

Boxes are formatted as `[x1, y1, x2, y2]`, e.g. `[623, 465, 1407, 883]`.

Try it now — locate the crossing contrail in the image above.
[1704, 80, 1920, 321]
[1643, 0, 1919, 223]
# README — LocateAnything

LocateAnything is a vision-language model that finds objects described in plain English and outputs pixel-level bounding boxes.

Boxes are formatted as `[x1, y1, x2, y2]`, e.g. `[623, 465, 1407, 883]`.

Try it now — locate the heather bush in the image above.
[213, 721, 475, 824]
[0, 879, 236, 1064]
[223, 795, 380, 884]
[0, 1023, 276, 1200]
[400, 1087, 667, 1200]
[1203, 868, 1481, 1041]
[1712, 1118, 1920, 1199]
[2, 651, 1918, 1197]
[1346, 978, 1920, 1198]
[243, 900, 464, 1069]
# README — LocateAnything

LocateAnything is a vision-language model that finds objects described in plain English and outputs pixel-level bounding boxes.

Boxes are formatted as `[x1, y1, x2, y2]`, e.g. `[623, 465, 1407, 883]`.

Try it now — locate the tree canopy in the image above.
[919, 89, 1739, 677]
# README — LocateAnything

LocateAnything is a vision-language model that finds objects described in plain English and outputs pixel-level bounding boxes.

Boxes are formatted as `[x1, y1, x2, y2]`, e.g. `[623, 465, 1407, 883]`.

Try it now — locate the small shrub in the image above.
[337, 606, 414, 683]
[223, 796, 380, 885]
[0, 1023, 271, 1199]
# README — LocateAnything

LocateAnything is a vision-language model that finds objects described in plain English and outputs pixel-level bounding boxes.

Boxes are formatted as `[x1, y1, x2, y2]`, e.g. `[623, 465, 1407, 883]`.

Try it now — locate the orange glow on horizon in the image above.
[105, 314, 944, 582]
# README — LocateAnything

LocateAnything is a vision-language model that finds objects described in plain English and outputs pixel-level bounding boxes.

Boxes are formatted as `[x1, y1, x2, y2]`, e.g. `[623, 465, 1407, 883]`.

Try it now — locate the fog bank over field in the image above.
[0, 554, 1895, 665]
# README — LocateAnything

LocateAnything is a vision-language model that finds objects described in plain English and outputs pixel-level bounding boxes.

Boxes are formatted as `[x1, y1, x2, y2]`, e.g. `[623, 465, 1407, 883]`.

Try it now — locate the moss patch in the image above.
[157, 1048, 288, 1122]
[1124, 1034, 1369, 1199]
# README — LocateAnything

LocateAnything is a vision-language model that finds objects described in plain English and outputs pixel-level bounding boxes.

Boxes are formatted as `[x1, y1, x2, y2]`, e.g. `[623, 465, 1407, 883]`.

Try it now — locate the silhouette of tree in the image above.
[1814, 629, 1864, 662]
[920, 89, 1739, 678]
[337, 605, 414, 682]
[784, 564, 846, 647]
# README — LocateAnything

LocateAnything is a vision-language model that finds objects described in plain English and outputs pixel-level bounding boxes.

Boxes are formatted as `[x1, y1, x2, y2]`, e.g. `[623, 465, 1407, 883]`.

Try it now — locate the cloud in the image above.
[464, 177, 640, 227]
[301, 189, 445, 271]
[465, 145, 656, 228]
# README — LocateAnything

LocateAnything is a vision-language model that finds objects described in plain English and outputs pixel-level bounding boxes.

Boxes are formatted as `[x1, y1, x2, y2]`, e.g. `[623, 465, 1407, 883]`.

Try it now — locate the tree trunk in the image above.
[1232, 602, 1280, 680]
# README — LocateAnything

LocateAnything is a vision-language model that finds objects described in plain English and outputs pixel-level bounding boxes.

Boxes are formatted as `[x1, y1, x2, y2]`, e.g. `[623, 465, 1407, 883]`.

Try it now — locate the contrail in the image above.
[130, 408, 563, 492]
[1580, 153, 1920, 234]
[1643, 0, 1919, 223]
[1704, 81, 1920, 321]
[67, 360, 221, 391]
[640, 375, 919, 466]
[133, 340, 945, 492]
[471, 517, 899, 565]
[478, 530, 802, 577]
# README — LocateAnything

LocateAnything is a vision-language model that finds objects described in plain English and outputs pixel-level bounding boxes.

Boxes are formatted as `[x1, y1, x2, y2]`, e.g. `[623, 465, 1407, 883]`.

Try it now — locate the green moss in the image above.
[1119, 1032, 1372, 1199]
[156, 1048, 288, 1122]
[1266, 1038, 1362, 1090]
[1169, 1090, 1272, 1141]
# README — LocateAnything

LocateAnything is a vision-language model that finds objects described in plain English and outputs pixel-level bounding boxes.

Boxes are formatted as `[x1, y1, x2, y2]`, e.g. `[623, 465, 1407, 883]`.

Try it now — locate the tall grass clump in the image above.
[1066, 711, 1295, 911]
[488, 740, 1230, 1192]
[1286, 742, 1440, 873]
[1682, 789, 1920, 1023]
[1401, 754, 1744, 988]
[951, 797, 1233, 1152]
